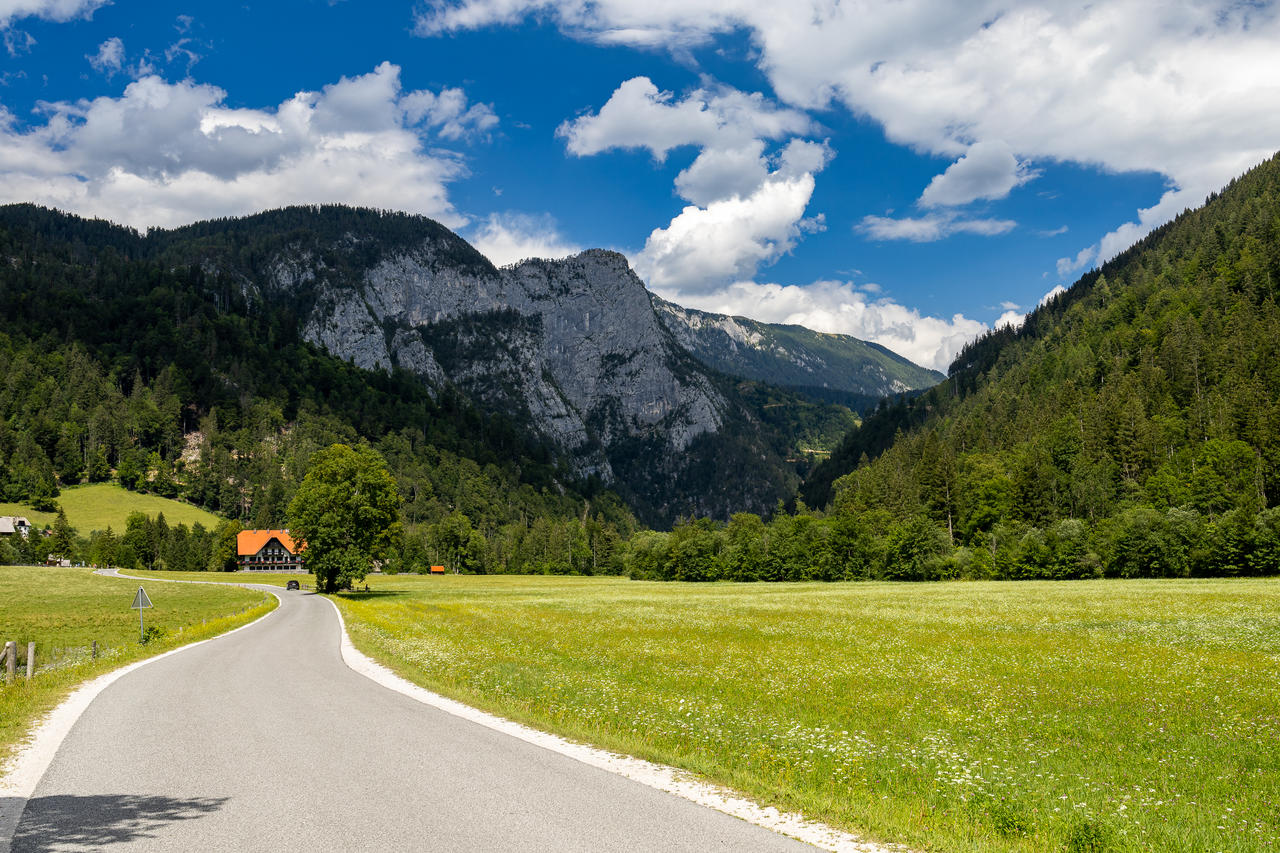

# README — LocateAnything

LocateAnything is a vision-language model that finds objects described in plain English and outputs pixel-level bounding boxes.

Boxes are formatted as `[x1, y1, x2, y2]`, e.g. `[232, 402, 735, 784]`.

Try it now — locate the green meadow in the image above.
[0, 566, 274, 768]
[320, 575, 1279, 853]
[0, 483, 222, 535]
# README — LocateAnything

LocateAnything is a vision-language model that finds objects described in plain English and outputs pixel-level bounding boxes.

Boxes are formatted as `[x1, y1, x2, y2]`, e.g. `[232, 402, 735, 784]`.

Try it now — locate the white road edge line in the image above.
[0, 571, 281, 853]
[325, 597, 906, 853]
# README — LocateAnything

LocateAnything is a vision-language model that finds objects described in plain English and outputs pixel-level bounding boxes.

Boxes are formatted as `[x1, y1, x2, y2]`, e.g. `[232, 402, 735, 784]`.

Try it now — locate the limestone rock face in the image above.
[287, 239, 726, 487]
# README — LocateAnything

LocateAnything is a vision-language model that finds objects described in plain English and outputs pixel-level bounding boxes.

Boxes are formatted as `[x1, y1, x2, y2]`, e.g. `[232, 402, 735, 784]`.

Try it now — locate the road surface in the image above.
[10, 581, 816, 852]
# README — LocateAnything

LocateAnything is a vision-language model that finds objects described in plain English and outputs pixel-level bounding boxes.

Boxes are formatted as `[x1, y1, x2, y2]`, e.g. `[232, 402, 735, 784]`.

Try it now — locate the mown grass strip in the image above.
[0, 565, 275, 768]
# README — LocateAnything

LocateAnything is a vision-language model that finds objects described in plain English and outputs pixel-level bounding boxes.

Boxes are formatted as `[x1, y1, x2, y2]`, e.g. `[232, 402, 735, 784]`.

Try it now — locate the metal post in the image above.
[26, 642, 34, 679]
[92, 640, 98, 660]
[140, 606, 145, 644]
[4, 642, 13, 683]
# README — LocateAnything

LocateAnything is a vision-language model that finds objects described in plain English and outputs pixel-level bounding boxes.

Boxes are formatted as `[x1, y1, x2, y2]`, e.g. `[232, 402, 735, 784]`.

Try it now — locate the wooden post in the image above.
[92, 640, 98, 660]
[4, 642, 14, 683]
[26, 642, 34, 679]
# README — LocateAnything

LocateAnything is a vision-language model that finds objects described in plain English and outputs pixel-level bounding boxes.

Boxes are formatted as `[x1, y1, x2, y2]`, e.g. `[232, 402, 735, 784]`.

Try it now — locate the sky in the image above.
[1, 1, 1279, 371]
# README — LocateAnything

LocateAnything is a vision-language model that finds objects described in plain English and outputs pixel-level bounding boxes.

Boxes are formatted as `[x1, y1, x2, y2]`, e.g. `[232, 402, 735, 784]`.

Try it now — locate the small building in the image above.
[429, 565, 446, 575]
[237, 529, 305, 572]
[0, 516, 31, 538]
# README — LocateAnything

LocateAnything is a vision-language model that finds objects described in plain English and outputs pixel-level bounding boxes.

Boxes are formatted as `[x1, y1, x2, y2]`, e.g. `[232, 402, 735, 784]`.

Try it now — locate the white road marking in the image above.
[0, 575, 280, 853]
[326, 598, 907, 853]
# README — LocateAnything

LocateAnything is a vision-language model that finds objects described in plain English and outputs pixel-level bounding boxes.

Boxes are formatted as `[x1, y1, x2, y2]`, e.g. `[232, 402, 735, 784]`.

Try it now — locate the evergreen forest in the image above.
[5, 150, 1280, 583]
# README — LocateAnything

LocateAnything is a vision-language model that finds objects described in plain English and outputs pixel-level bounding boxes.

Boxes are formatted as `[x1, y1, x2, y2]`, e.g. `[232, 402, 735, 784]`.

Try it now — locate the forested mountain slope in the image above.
[0, 204, 637, 572]
[0, 204, 851, 530]
[786, 151, 1280, 578]
[651, 295, 942, 409]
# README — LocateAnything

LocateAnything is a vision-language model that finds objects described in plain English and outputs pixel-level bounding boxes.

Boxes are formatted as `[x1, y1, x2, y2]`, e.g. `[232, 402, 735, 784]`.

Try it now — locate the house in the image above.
[237, 529, 305, 572]
[429, 564, 446, 575]
[0, 516, 31, 538]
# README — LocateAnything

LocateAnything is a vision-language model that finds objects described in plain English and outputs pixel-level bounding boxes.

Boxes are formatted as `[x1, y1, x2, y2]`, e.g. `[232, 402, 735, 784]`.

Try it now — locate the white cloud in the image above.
[995, 309, 1024, 330]
[422, 0, 1280, 263]
[1056, 245, 1095, 278]
[1040, 284, 1066, 304]
[470, 212, 580, 266]
[556, 76, 811, 162]
[657, 278, 986, 372]
[991, 283, 1070, 332]
[87, 36, 123, 76]
[560, 76, 831, 293]
[919, 140, 1035, 207]
[401, 86, 498, 140]
[0, 62, 492, 229]
[635, 172, 823, 293]
[859, 212, 1015, 242]
[0, 0, 105, 27]
[672, 141, 768, 207]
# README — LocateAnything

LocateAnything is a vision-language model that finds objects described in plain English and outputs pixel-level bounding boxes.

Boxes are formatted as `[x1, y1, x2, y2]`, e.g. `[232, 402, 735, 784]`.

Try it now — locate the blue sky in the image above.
[1, 1, 1278, 370]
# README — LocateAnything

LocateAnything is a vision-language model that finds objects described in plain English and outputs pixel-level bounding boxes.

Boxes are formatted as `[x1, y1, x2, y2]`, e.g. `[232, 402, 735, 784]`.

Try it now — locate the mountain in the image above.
[651, 295, 943, 409]
[0, 204, 853, 526]
[798, 151, 1280, 568]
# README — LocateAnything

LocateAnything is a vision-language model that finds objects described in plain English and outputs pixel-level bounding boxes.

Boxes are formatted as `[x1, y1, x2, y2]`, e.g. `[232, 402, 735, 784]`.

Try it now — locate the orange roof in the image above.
[237, 529, 301, 556]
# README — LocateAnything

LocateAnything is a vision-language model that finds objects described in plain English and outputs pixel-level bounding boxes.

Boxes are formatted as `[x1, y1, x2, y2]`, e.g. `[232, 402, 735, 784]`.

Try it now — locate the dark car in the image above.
[286, 579, 300, 591]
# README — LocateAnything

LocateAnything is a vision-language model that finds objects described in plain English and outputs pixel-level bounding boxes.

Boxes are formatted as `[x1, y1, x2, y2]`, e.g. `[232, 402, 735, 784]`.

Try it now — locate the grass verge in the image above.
[0, 565, 275, 769]
[322, 575, 1279, 853]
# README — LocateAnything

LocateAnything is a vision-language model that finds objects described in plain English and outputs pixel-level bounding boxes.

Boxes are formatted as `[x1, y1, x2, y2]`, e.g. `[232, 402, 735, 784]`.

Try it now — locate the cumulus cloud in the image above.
[87, 36, 123, 76]
[656, 278, 985, 372]
[0, 62, 494, 229]
[470, 212, 580, 266]
[401, 86, 498, 140]
[0, 0, 105, 27]
[557, 76, 811, 161]
[919, 140, 1035, 207]
[422, 0, 1280, 263]
[859, 212, 1015, 242]
[562, 76, 831, 292]
[1056, 245, 1096, 279]
[636, 172, 824, 293]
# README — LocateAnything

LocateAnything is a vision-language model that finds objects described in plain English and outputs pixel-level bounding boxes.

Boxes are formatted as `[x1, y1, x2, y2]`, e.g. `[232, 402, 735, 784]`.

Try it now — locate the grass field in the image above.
[0, 483, 223, 534]
[314, 575, 1280, 853]
[125, 569, 313, 589]
[0, 566, 274, 769]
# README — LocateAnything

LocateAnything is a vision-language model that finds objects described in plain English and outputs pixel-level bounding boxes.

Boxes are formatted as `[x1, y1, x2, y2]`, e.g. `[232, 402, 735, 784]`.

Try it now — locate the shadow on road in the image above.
[11, 794, 229, 851]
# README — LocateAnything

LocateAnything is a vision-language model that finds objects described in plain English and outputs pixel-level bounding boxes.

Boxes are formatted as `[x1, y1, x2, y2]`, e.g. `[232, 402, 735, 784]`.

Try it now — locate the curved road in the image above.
[11, 582, 815, 852]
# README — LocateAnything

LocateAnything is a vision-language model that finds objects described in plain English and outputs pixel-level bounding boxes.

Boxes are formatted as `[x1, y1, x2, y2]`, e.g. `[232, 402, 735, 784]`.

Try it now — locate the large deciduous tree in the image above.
[288, 443, 402, 593]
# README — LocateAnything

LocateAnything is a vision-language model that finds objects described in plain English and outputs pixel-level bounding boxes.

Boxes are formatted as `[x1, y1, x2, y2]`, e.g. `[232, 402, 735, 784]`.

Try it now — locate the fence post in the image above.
[4, 642, 14, 683]
[92, 640, 98, 660]
[26, 642, 34, 679]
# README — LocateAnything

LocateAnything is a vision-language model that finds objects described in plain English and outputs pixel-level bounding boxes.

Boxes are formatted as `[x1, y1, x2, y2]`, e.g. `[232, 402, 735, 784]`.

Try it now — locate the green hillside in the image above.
[0, 204, 635, 573]
[0, 484, 221, 534]
[778, 151, 1280, 580]
[652, 295, 943, 407]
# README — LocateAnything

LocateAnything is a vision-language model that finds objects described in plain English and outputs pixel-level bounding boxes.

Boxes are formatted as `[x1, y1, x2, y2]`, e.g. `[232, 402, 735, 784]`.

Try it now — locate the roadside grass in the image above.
[0, 565, 275, 769]
[124, 569, 313, 589]
[321, 575, 1280, 853]
[0, 483, 223, 535]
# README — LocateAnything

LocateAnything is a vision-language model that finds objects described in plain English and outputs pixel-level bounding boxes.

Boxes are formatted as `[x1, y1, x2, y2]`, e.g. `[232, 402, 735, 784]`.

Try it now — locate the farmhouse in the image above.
[0, 516, 31, 537]
[237, 529, 304, 572]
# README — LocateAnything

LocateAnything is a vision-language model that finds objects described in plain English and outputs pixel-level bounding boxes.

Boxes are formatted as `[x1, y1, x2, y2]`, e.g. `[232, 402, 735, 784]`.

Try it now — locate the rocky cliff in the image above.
[147, 206, 865, 522]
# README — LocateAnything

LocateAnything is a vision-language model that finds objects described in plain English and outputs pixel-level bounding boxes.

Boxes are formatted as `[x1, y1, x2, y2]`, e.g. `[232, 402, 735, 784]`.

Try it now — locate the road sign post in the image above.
[131, 586, 153, 643]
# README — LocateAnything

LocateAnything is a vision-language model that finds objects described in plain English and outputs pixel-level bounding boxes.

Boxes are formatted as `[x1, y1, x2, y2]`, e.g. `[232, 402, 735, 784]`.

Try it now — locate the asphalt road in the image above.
[12, 583, 815, 852]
